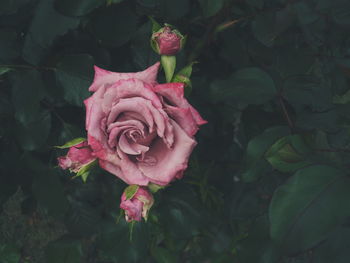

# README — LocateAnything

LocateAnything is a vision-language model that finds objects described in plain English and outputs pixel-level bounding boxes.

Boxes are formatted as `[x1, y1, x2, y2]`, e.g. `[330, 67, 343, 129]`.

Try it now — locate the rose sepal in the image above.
[172, 62, 196, 96]
[161, 55, 176, 82]
[264, 135, 311, 173]
[148, 183, 166, 193]
[148, 16, 161, 33]
[72, 159, 98, 183]
[124, 185, 140, 200]
[55, 137, 86, 149]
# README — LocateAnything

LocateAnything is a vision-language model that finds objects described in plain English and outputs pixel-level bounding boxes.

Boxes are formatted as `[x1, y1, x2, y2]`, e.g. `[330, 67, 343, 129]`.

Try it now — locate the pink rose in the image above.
[120, 186, 154, 222]
[57, 141, 96, 172]
[84, 62, 206, 186]
[152, 26, 183, 55]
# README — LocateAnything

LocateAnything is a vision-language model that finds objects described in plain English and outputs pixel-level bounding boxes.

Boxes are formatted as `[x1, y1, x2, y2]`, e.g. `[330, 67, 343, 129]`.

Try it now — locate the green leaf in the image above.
[124, 185, 140, 200]
[265, 135, 312, 173]
[76, 159, 98, 183]
[242, 126, 290, 182]
[0, 244, 20, 263]
[219, 35, 250, 66]
[236, 216, 273, 263]
[274, 47, 315, 78]
[15, 110, 52, 151]
[88, 5, 137, 47]
[0, 67, 12, 77]
[22, 0, 79, 65]
[97, 220, 150, 262]
[284, 75, 332, 112]
[0, 28, 21, 62]
[32, 169, 69, 219]
[55, 54, 94, 106]
[106, 0, 124, 5]
[245, 0, 264, 9]
[313, 227, 350, 263]
[45, 238, 83, 263]
[57, 123, 85, 147]
[160, 0, 190, 20]
[131, 21, 159, 70]
[11, 70, 45, 125]
[159, 184, 205, 239]
[65, 198, 102, 237]
[54, 0, 104, 16]
[332, 3, 350, 26]
[0, 0, 29, 15]
[151, 247, 178, 263]
[211, 67, 276, 105]
[269, 165, 350, 254]
[296, 110, 338, 132]
[55, 137, 86, 149]
[293, 2, 319, 25]
[252, 12, 276, 47]
[199, 0, 225, 17]
[333, 89, 350, 104]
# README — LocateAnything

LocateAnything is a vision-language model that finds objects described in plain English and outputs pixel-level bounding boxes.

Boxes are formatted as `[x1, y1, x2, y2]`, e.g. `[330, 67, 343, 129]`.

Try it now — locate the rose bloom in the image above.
[153, 26, 182, 55]
[84, 62, 206, 186]
[120, 187, 154, 222]
[57, 141, 95, 173]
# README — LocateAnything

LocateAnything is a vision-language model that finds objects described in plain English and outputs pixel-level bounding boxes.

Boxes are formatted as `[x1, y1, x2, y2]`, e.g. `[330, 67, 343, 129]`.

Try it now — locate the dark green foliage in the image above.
[55, 54, 94, 106]
[1, 0, 350, 262]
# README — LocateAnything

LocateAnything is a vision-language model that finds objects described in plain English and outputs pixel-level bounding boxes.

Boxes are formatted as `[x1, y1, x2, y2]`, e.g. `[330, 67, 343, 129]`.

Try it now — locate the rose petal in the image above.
[107, 126, 125, 148]
[153, 82, 185, 104]
[67, 142, 95, 164]
[107, 98, 155, 133]
[153, 83, 207, 127]
[89, 62, 160, 92]
[88, 135, 108, 160]
[90, 135, 149, 186]
[107, 97, 169, 139]
[107, 119, 144, 133]
[99, 155, 149, 186]
[118, 133, 149, 155]
[107, 119, 145, 148]
[57, 156, 72, 170]
[84, 87, 109, 148]
[165, 105, 198, 136]
[120, 199, 143, 222]
[102, 78, 162, 112]
[138, 120, 196, 185]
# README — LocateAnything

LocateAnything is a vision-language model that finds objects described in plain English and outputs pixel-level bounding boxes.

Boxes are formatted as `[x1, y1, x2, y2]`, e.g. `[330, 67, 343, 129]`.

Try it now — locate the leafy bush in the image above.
[1, 0, 350, 262]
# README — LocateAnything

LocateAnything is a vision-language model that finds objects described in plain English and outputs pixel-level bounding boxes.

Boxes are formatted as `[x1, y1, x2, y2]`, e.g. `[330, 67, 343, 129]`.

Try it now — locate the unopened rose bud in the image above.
[120, 186, 154, 222]
[151, 26, 185, 55]
[57, 141, 96, 173]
